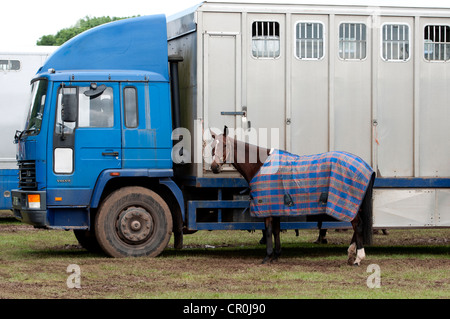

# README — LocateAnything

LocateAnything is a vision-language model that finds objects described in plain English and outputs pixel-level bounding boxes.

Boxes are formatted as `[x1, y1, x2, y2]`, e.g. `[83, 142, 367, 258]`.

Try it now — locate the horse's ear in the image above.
[224, 125, 228, 136]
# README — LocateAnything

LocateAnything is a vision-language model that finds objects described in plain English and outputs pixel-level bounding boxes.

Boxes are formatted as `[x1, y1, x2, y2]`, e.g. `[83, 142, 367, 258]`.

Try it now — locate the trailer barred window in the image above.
[0, 59, 20, 71]
[339, 23, 367, 60]
[424, 25, 450, 61]
[295, 22, 324, 60]
[382, 24, 410, 61]
[252, 21, 280, 58]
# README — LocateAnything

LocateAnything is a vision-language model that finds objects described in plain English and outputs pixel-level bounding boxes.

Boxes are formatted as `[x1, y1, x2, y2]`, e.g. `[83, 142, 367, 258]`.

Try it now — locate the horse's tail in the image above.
[360, 174, 375, 246]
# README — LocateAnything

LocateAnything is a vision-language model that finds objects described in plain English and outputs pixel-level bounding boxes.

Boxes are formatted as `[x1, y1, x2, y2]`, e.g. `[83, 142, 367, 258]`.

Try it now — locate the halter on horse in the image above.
[210, 126, 375, 265]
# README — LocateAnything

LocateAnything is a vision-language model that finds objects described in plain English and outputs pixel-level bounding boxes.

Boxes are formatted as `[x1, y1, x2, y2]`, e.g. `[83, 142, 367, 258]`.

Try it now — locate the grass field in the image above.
[0, 212, 448, 300]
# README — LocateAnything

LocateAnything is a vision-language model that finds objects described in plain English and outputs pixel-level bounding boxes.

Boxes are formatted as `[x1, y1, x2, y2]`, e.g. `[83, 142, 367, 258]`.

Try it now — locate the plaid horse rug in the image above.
[249, 150, 375, 222]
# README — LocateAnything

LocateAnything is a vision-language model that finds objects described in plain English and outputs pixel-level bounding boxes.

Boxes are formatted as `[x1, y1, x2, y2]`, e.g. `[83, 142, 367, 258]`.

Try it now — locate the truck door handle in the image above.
[102, 151, 119, 157]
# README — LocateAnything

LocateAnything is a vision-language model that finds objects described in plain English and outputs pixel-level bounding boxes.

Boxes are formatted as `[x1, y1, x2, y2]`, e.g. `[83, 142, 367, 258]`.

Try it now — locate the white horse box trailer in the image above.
[168, 1, 450, 228]
[0, 46, 56, 209]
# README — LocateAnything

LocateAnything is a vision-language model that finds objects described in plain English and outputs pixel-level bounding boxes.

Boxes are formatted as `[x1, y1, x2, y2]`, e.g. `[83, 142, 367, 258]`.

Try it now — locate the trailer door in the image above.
[203, 32, 242, 133]
[245, 14, 286, 150]
[290, 15, 329, 156]
[333, 15, 372, 164]
[418, 18, 450, 177]
[376, 17, 414, 177]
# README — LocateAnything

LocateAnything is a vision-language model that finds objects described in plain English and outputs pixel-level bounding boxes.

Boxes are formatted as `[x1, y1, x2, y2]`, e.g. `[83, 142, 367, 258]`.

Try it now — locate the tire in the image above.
[74, 229, 103, 253]
[95, 187, 172, 258]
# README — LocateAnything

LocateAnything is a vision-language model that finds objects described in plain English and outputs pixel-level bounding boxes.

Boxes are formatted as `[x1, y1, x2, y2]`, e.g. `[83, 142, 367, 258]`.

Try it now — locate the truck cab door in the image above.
[120, 82, 156, 169]
[50, 82, 121, 205]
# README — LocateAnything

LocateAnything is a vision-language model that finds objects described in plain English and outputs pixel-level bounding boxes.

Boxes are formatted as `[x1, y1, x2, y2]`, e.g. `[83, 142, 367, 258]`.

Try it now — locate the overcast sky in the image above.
[1, 0, 450, 49]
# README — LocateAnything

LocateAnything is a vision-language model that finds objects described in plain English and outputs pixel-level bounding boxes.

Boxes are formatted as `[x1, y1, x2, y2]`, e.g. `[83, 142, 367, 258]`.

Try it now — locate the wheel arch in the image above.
[90, 170, 185, 233]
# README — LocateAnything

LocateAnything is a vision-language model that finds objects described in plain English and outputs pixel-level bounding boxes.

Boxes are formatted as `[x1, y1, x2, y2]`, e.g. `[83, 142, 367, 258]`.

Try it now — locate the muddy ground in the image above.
[0, 216, 449, 299]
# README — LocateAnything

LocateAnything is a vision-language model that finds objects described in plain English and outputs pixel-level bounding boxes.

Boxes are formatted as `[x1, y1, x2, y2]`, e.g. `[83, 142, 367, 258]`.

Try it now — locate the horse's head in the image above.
[210, 126, 230, 174]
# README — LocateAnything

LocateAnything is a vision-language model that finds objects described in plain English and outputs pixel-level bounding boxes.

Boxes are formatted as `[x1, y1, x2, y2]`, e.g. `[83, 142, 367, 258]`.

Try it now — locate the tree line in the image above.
[37, 16, 138, 46]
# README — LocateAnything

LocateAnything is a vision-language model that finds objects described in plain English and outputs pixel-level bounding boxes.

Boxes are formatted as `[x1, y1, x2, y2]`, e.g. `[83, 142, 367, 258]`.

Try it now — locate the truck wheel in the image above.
[95, 187, 172, 257]
[74, 229, 103, 253]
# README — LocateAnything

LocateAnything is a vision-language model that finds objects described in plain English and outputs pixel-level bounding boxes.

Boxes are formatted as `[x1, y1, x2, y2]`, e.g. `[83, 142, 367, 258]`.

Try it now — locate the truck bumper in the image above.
[11, 190, 48, 227]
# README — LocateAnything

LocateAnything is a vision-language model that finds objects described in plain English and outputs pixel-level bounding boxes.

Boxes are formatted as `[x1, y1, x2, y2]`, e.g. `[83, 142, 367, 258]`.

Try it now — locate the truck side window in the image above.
[55, 87, 77, 135]
[56, 86, 114, 132]
[79, 87, 114, 127]
[124, 87, 138, 128]
[252, 21, 280, 58]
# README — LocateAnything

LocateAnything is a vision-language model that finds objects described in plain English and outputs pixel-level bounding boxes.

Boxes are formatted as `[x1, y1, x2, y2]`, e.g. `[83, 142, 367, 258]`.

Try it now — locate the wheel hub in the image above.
[117, 207, 153, 244]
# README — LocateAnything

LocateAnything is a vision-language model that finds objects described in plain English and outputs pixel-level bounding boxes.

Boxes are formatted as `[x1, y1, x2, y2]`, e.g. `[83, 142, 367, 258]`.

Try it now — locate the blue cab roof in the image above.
[37, 15, 169, 82]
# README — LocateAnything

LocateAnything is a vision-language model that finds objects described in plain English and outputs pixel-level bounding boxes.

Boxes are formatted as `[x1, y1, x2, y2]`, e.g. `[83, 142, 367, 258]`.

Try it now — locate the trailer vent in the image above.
[252, 21, 280, 58]
[382, 24, 410, 61]
[18, 160, 37, 190]
[339, 23, 367, 60]
[296, 22, 324, 60]
[424, 25, 450, 61]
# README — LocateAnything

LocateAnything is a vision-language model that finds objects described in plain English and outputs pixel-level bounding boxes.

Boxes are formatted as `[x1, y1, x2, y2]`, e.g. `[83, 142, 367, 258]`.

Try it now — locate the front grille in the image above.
[18, 160, 37, 190]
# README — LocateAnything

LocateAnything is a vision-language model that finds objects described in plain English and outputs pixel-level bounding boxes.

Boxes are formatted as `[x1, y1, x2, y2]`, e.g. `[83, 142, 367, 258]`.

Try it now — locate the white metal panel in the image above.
[437, 189, 450, 226]
[332, 15, 372, 165]
[245, 13, 286, 150]
[0, 48, 56, 169]
[373, 189, 436, 227]
[419, 17, 450, 177]
[290, 14, 329, 156]
[169, 2, 450, 182]
[376, 16, 414, 177]
[204, 33, 239, 131]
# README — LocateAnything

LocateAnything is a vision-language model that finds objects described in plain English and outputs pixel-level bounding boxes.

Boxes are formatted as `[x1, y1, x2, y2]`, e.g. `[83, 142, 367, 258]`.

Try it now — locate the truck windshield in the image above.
[23, 79, 48, 136]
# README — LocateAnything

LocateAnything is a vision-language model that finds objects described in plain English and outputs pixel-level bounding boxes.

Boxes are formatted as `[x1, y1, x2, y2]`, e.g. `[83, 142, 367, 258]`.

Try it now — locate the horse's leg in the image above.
[262, 217, 273, 264]
[314, 228, 328, 244]
[347, 228, 357, 265]
[259, 230, 267, 244]
[348, 213, 366, 266]
[272, 217, 281, 262]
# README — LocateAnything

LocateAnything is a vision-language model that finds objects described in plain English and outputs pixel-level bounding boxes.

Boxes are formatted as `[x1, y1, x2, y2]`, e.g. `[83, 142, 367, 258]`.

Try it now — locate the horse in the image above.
[210, 126, 375, 265]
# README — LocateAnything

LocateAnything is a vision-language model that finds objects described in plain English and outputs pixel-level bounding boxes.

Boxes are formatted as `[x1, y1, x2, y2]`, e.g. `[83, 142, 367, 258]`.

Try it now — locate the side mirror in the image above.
[84, 83, 107, 98]
[62, 93, 78, 123]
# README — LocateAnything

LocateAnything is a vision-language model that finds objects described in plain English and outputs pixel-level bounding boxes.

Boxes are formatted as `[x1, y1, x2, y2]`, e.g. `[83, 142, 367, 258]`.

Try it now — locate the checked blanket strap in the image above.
[249, 150, 375, 222]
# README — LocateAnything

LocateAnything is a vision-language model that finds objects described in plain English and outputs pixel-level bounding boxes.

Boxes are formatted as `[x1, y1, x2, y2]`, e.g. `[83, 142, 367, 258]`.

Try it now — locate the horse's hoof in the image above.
[353, 262, 360, 267]
[262, 256, 271, 264]
[347, 257, 356, 266]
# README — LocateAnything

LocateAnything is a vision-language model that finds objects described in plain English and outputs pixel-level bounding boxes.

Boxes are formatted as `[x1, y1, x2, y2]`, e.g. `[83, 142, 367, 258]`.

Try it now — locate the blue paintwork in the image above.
[90, 169, 174, 209]
[186, 199, 351, 231]
[159, 177, 186, 220]
[374, 177, 450, 188]
[39, 15, 169, 81]
[0, 169, 18, 209]
[186, 176, 450, 189]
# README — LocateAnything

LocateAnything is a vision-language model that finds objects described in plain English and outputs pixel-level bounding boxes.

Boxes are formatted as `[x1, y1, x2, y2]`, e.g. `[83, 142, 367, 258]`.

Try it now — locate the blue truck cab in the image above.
[12, 15, 185, 257]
